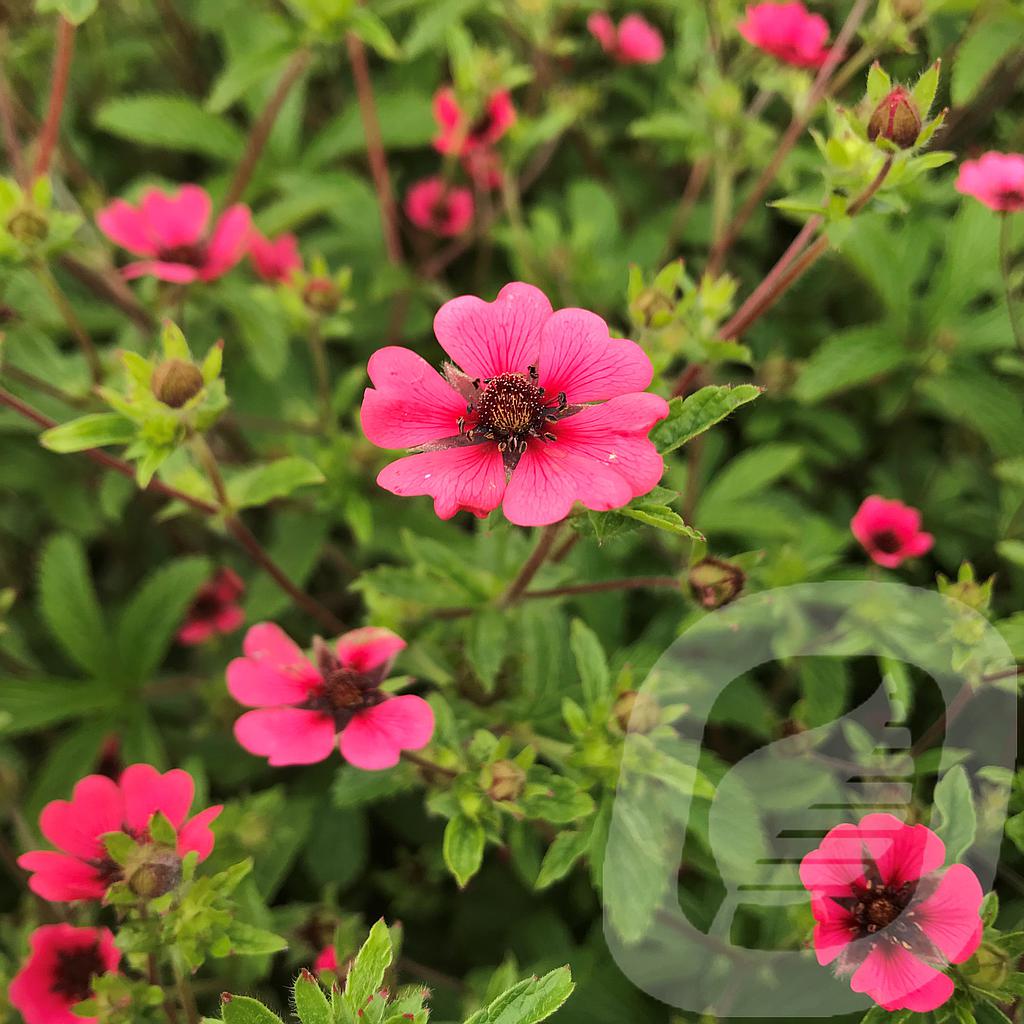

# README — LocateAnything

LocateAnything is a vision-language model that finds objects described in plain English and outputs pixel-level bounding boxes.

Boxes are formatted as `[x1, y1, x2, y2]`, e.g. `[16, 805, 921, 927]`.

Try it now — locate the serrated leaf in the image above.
[220, 995, 285, 1024]
[0, 678, 114, 735]
[40, 414, 135, 454]
[569, 619, 610, 710]
[293, 971, 331, 1024]
[227, 458, 325, 510]
[470, 966, 575, 1024]
[618, 503, 704, 540]
[443, 814, 485, 888]
[221, 922, 289, 956]
[344, 919, 393, 1011]
[651, 384, 762, 455]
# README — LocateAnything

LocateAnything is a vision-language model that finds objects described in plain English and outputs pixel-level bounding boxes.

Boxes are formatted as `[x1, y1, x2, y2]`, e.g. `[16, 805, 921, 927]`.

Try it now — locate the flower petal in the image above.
[243, 622, 320, 679]
[226, 657, 318, 707]
[537, 308, 653, 403]
[17, 851, 108, 902]
[234, 708, 337, 766]
[914, 863, 984, 964]
[120, 764, 194, 832]
[339, 695, 435, 771]
[96, 200, 158, 257]
[39, 775, 123, 859]
[336, 627, 406, 673]
[810, 897, 858, 966]
[433, 282, 553, 379]
[859, 813, 945, 887]
[201, 204, 252, 280]
[177, 805, 222, 861]
[850, 943, 953, 1013]
[799, 822, 868, 897]
[122, 260, 201, 283]
[141, 185, 210, 249]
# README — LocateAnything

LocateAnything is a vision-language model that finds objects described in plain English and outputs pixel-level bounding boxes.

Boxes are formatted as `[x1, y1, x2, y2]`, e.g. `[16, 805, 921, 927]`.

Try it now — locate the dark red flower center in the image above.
[430, 195, 453, 228]
[51, 943, 105, 1003]
[871, 529, 903, 554]
[996, 188, 1024, 204]
[159, 242, 208, 267]
[851, 879, 915, 935]
[304, 638, 386, 729]
[467, 110, 495, 145]
[461, 369, 568, 456]
[188, 587, 224, 623]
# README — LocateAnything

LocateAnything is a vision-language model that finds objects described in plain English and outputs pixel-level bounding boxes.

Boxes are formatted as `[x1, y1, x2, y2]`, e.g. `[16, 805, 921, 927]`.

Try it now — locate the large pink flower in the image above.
[404, 177, 474, 237]
[588, 12, 665, 64]
[18, 764, 222, 902]
[851, 495, 934, 568]
[228, 623, 434, 771]
[249, 230, 302, 283]
[800, 814, 983, 1013]
[178, 567, 245, 645]
[955, 152, 1024, 212]
[9, 925, 120, 1024]
[737, 2, 831, 68]
[433, 87, 516, 156]
[97, 184, 252, 283]
[361, 282, 668, 527]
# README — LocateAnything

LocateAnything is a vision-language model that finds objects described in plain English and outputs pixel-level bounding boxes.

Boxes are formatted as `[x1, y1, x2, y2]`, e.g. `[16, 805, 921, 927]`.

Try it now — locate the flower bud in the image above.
[127, 847, 183, 898]
[613, 691, 661, 734]
[7, 208, 48, 243]
[688, 556, 745, 609]
[961, 942, 1012, 989]
[151, 358, 203, 408]
[867, 86, 921, 149]
[303, 278, 341, 315]
[892, 0, 923, 19]
[486, 759, 526, 802]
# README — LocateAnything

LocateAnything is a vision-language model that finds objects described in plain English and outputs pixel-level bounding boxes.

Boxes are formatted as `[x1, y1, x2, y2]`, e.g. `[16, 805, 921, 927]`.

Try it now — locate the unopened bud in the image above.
[892, 0, 923, 19]
[867, 86, 921, 149]
[303, 278, 341, 314]
[634, 289, 675, 327]
[487, 760, 526, 802]
[688, 556, 745, 609]
[7, 209, 48, 243]
[961, 943, 1012, 989]
[151, 358, 203, 408]
[613, 691, 661, 734]
[128, 846, 183, 898]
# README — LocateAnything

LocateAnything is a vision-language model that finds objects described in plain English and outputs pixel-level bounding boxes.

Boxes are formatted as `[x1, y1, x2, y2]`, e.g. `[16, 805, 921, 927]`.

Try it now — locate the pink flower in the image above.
[360, 282, 668, 527]
[18, 764, 222, 902]
[315, 945, 338, 972]
[97, 184, 252, 283]
[588, 12, 665, 64]
[955, 151, 1024, 212]
[178, 567, 245, 645]
[249, 231, 302, 283]
[737, 2, 831, 68]
[228, 623, 434, 770]
[9, 924, 120, 1024]
[800, 814, 983, 1013]
[851, 495, 934, 568]
[405, 178, 475, 237]
[433, 87, 516, 156]
[462, 148, 504, 190]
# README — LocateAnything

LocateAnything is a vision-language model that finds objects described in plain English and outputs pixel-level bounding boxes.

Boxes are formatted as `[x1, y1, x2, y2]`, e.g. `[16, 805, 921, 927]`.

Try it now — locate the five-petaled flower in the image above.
[405, 178, 475, 237]
[97, 184, 251, 283]
[228, 622, 435, 770]
[249, 230, 302, 283]
[955, 151, 1024, 212]
[9, 924, 120, 1024]
[737, 2, 831, 68]
[18, 764, 222, 901]
[432, 87, 516, 156]
[315, 945, 339, 973]
[588, 12, 665, 65]
[178, 567, 246, 645]
[851, 495, 934, 568]
[800, 814, 983, 1013]
[361, 282, 668, 527]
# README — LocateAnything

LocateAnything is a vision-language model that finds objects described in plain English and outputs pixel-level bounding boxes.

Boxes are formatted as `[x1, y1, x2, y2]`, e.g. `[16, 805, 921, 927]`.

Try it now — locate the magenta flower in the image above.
[955, 152, 1024, 212]
[432, 87, 516, 156]
[361, 283, 668, 526]
[588, 12, 665, 64]
[800, 814, 983, 1012]
[315, 945, 338, 973]
[9, 925, 120, 1024]
[462, 148, 504, 190]
[178, 567, 245, 646]
[851, 496, 934, 568]
[405, 177, 474, 237]
[97, 184, 252, 283]
[249, 230, 302, 283]
[18, 764, 222, 902]
[228, 623, 434, 770]
[737, 2, 831, 68]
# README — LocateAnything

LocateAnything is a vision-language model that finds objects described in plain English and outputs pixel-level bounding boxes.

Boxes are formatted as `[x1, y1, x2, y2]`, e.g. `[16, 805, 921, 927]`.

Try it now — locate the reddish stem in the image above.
[0, 41, 27, 188]
[32, 17, 76, 181]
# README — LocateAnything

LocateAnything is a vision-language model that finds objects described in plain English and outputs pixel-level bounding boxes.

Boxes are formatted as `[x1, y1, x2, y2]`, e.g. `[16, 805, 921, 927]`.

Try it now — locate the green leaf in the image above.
[443, 814, 485, 888]
[227, 458, 325, 509]
[520, 776, 595, 825]
[116, 556, 211, 684]
[35, 0, 98, 23]
[40, 414, 135, 454]
[220, 995, 285, 1024]
[570, 619, 610, 710]
[207, 43, 294, 114]
[0, 678, 113, 735]
[951, 17, 1024, 106]
[794, 325, 910, 403]
[350, 7, 400, 59]
[149, 811, 177, 846]
[651, 384, 762, 455]
[535, 831, 588, 890]
[932, 765, 977, 863]
[699, 443, 803, 516]
[911, 60, 941, 116]
[866, 62, 891, 104]
[218, 281, 290, 380]
[37, 534, 113, 678]
[293, 971, 331, 1024]
[996, 539, 1024, 569]
[467, 966, 575, 1024]
[466, 609, 509, 694]
[618, 503, 704, 541]
[221, 922, 289, 956]
[95, 95, 245, 160]
[344, 919, 393, 1011]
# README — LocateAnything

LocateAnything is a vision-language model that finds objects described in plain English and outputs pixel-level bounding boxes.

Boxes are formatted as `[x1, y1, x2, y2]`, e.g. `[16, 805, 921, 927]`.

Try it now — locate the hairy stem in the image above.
[0, 35, 27, 188]
[498, 524, 563, 608]
[32, 17, 75, 180]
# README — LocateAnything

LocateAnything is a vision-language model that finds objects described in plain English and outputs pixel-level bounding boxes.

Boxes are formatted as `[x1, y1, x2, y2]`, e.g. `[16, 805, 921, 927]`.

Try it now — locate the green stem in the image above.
[307, 320, 332, 430]
[999, 212, 1024, 354]
[497, 524, 563, 608]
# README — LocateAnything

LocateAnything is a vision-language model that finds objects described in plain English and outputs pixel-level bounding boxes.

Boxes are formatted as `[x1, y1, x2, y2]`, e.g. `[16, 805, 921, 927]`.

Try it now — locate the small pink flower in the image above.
[228, 623, 434, 770]
[738, 2, 831, 68]
[249, 231, 302, 283]
[462, 148, 504, 190]
[9, 924, 120, 1024]
[588, 12, 665, 64]
[97, 184, 252, 283]
[178, 567, 245, 646]
[18, 764, 222, 902]
[800, 814, 983, 1013]
[433, 87, 516, 156]
[851, 496, 934, 568]
[405, 178, 474, 237]
[955, 151, 1024, 212]
[361, 283, 668, 527]
[315, 945, 338, 972]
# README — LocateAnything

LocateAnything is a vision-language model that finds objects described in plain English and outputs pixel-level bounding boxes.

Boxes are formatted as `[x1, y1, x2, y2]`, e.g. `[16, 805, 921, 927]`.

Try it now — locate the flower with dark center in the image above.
[955, 151, 1024, 213]
[178, 567, 245, 645]
[800, 814, 983, 1012]
[850, 496, 933, 568]
[404, 177, 474, 238]
[737, 2, 832, 69]
[9, 924, 120, 1024]
[432, 87, 516, 156]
